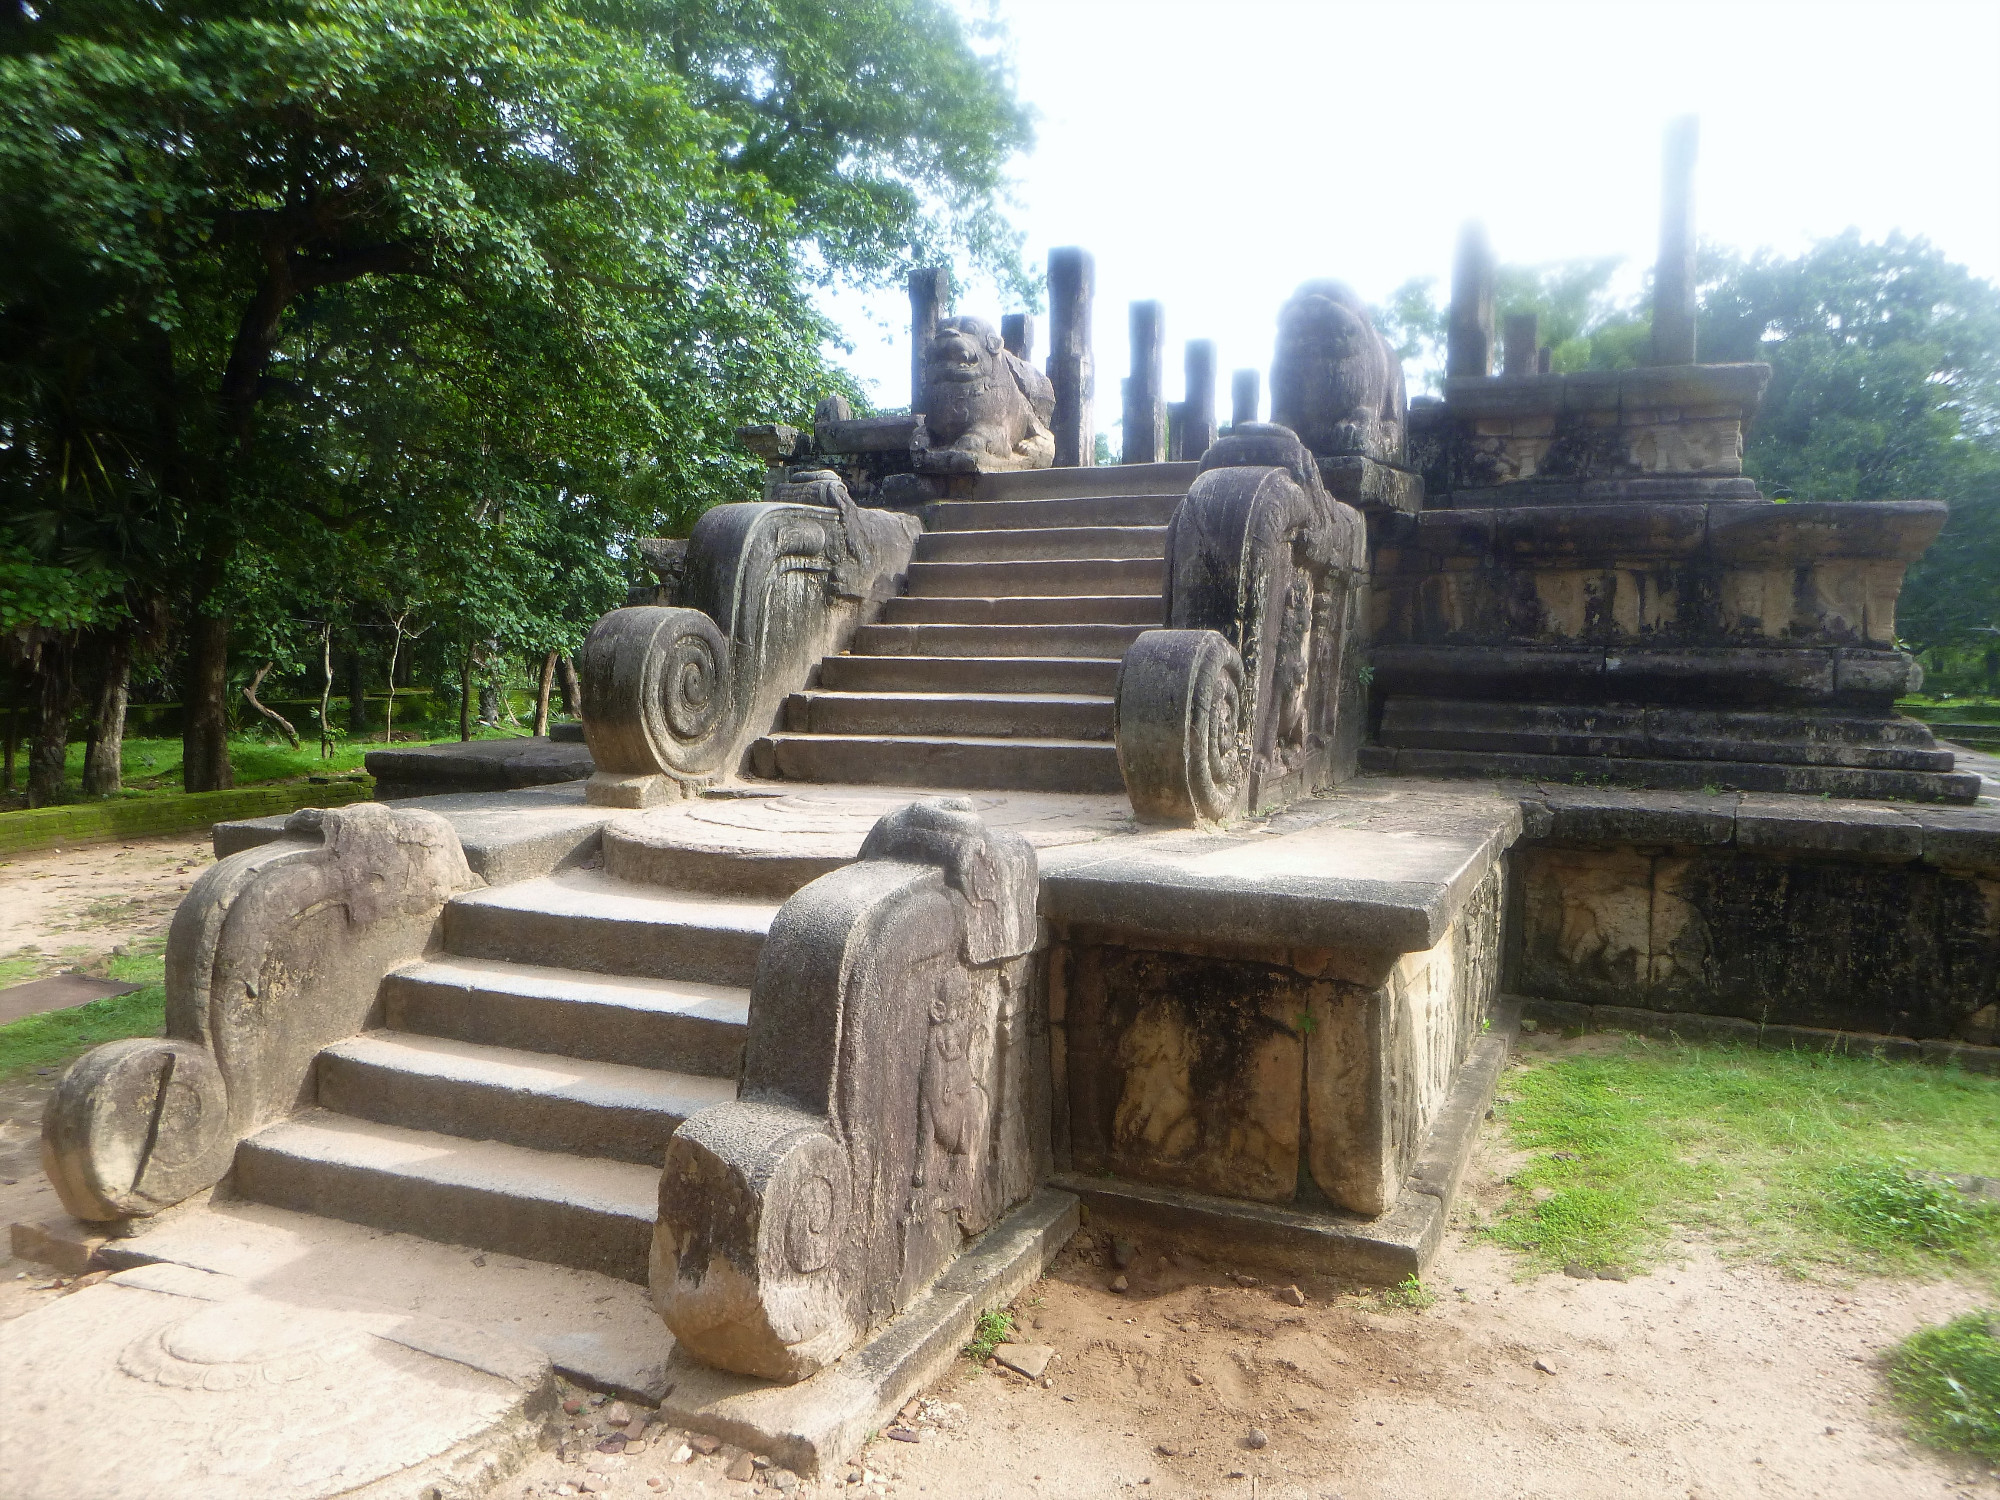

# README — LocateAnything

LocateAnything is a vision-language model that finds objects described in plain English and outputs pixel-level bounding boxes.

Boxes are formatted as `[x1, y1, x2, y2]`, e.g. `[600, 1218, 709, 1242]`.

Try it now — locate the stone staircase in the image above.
[227, 824, 850, 1284]
[753, 461, 1197, 792]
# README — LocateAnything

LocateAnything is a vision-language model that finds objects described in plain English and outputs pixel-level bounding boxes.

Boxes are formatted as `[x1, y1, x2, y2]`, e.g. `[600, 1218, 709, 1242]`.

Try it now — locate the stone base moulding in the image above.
[1054, 1000, 1516, 1283]
[654, 1186, 1078, 1477]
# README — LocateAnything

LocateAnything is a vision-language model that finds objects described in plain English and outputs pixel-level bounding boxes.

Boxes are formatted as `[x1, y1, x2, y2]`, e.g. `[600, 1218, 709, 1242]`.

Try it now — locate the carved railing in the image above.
[653, 798, 1045, 1383]
[581, 470, 919, 806]
[1114, 424, 1369, 823]
[43, 804, 479, 1223]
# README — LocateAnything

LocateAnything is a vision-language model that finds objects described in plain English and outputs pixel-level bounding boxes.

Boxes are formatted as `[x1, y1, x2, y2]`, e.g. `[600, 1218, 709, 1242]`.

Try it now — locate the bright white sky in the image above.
[819, 0, 2000, 423]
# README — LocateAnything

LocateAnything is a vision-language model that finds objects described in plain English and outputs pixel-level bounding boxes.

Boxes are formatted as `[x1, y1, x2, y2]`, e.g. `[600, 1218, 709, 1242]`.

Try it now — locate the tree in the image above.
[1, 0, 1030, 789]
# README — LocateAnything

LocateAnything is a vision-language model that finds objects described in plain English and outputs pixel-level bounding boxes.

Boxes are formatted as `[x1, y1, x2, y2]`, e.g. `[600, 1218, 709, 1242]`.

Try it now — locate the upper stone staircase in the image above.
[752, 461, 1198, 793]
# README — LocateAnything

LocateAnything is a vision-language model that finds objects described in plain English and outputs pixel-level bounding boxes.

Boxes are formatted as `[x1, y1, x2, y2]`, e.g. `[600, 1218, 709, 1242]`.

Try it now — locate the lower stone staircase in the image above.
[228, 825, 842, 1283]
[752, 461, 1197, 792]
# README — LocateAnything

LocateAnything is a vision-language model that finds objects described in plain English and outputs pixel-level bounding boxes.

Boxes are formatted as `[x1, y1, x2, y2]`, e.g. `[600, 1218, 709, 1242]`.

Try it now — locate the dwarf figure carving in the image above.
[1269, 280, 1407, 464]
[920, 316, 1056, 472]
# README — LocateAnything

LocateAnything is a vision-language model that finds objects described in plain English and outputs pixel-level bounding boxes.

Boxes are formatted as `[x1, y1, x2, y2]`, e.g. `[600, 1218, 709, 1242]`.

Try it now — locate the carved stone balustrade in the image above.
[1114, 425, 1369, 823]
[581, 471, 920, 806]
[653, 798, 1047, 1383]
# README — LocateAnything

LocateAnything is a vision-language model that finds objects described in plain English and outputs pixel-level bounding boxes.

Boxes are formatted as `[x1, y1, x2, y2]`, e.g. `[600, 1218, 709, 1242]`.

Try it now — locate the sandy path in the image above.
[0, 832, 215, 978]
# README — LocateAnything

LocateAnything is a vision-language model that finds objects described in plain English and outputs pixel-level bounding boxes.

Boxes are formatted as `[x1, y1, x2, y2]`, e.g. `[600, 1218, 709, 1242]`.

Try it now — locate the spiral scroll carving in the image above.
[580, 605, 738, 782]
[1114, 629, 1248, 824]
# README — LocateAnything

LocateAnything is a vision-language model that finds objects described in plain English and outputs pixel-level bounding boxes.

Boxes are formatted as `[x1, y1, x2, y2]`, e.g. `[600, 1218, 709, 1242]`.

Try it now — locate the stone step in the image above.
[849, 622, 1147, 659]
[783, 690, 1115, 740]
[442, 871, 776, 988]
[317, 1032, 733, 1166]
[911, 526, 1167, 564]
[755, 733, 1126, 794]
[233, 1111, 659, 1281]
[925, 493, 1182, 532]
[382, 956, 748, 1077]
[815, 655, 1122, 696]
[904, 558, 1165, 599]
[964, 461, 1197, 502]
[880, 594, 1161, 627]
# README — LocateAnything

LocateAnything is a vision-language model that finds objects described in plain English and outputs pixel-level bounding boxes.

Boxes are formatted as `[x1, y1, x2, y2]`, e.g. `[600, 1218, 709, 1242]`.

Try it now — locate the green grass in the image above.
[1484, 1035, 2000, 1282]
[1888, 1312, 2000, 1460]
[0, 943, 168, 1081]
[963, 1308, 1016, 1361]
[1379, 1274, 1436, 1311]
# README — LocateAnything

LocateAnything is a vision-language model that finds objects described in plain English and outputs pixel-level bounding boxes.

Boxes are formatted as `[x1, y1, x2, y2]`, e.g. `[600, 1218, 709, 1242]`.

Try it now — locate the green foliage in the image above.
[1379, 1274, 1435, 1311]
[963, 1307, 1015, 1361]
[0, 542, 123, 633]
[0, 0, 1029, 777]
[1486, 1037, 2000, 1279]
[1817, 1163, 1998, 1258]
[0, 985, 166, 1082]
[1888, 1312, 2000, 1461]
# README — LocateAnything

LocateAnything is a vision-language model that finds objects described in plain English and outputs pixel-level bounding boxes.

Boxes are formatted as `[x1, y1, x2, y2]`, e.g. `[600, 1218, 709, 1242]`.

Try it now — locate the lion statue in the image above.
[1269, 280, 1406, 464]
[920, 316, 1056, 472]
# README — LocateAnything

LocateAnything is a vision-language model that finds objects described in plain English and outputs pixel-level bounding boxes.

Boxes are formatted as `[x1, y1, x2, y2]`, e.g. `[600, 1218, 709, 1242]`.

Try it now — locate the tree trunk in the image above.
[345, 649, 371, 734]
[318, 626, 334, 758]
[28, 637, 75, 807]
[557, 654, 581, 718]
[459, 641, 474, 742]
[82, 629, 132, 796]
[242, 661, 301, 749]
[533, 651, 556, 738]
[183, 611, 234, 791]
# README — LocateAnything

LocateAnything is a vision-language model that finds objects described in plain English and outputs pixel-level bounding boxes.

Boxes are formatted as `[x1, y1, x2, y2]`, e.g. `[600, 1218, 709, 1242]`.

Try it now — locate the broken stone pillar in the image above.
[908, 266, 950, 414]
[1231, 368, 1260, 428]
[1001, 313, 1035, 362]
[1046, 247, 1095, 467]
[1181, 339, 1217, 460]
[1503, 312, 1539, 377]
[1124, 300, 1165, 464]
[1652, 115, 1699, 365]
[1446, 222, 1495, 379]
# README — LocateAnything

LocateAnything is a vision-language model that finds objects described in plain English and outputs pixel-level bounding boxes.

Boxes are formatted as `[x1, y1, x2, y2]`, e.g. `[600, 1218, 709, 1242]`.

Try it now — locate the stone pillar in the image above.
[1231, 368, 1260, 428]
[1446, 222, 1495, 379]
[1503, 312, 1539, 377]
[1181, 339, 1217, 459]
[1125, 300, 1166, 464]
[1047, 247, 1096, 467]
[1001, 313, 1035, 363]
[1167, 402, 1186, 464]
[1537, 347, 1553, 375]
[909, 266, 950, 413]
[1652, 115, 1699, 366]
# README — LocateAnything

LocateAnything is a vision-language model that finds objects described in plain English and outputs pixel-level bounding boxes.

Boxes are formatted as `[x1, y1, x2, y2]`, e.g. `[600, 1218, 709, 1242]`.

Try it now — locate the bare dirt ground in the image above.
[3, 838, 1997, 1499]
[0, 830, 214, 981]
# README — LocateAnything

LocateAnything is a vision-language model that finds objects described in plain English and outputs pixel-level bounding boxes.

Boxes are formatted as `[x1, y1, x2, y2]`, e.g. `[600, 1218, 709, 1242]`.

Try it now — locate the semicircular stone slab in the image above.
[0, 1264, 552, 1500]
[601, 785, 1133, 898]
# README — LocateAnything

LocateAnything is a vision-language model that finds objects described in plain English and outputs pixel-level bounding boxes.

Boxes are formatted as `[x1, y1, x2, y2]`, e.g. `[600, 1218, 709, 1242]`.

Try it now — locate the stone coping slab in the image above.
[1519, 783, 2000, 873]
[0, 1257, 552, 1500]
[1054, 997, 1518, 1283]
[657, 1186, 1078, 1476]
[1038, 779, 1523, 952]
[215, 781, 614, 886]
[0, 973, 142, 1024]
[365, 734, 595, 798]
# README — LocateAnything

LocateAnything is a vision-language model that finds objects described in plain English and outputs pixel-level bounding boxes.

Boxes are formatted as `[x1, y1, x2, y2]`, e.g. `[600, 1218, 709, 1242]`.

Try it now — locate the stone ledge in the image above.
[1441, 363, 1771, 419]
[1518, 784, 2000, 871]
[1367, 746, 1980, 806]
[365, 735, 595, 799]
[1038, 783, 1521, 952]
[213, 782, 616, 886]
[1517, 995, 2000, 1075]
[656, 1187, 1077, 1476]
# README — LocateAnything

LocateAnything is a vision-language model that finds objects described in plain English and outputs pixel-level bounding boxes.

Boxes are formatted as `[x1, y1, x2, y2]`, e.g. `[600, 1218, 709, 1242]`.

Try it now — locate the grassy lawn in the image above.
[0, 943, 167, 1082]
[1889, 1311, 2000, 1461]
[1482, 1033, 2000, 1285]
